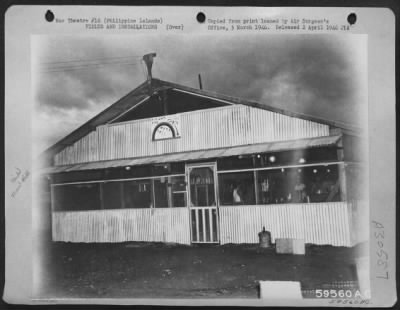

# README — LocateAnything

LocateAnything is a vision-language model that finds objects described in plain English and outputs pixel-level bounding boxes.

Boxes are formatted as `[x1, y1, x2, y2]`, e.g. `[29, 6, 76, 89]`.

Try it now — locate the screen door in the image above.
[187, 163, 219, 243]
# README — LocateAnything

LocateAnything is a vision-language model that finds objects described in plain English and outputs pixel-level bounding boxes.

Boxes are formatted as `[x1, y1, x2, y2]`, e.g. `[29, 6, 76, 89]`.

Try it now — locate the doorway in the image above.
[186, 163, 219, 243]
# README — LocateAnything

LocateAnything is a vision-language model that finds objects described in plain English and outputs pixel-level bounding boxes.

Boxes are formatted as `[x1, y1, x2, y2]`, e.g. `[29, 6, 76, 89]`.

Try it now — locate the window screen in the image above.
[102, 182, 123, 209]
[123, 180, 152, 209]
[53, 183, 101, 211]
[218, 172, 255, 206]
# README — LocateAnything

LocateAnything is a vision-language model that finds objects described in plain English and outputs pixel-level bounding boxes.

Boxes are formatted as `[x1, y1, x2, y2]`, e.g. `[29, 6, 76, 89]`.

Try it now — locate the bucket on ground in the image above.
[258, 226, 271, 248]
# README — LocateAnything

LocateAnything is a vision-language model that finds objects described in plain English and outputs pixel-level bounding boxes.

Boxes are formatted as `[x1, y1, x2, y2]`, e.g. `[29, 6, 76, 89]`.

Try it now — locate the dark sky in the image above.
[33, 34, 367, 153]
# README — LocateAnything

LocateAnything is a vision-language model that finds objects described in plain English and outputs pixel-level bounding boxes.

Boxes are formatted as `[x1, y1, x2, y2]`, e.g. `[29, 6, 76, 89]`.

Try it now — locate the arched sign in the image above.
[152, 122, 176, 140]
[151, 115, 181, 141]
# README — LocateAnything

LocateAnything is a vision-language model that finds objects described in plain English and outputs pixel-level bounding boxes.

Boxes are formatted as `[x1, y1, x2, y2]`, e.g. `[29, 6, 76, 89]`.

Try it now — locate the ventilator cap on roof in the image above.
[142, 53, 156, 81]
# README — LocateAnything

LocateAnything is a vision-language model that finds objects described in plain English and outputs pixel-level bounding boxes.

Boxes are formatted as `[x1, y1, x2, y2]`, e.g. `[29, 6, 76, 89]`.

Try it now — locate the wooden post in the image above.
[167, 177, 173, 208]
[50, 183, 57, 242]
[337, 143, 345, 161]
[50, 184, 55, 212]
[337, 137, 347, 201]
[338, 163, 347, 201]
[151, 179, 156, 209]
[254, 170, 259, 204]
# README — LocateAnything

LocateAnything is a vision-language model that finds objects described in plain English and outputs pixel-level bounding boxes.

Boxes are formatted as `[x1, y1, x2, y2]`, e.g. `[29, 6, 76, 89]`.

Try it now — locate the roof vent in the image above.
[142, 52, 157, 84]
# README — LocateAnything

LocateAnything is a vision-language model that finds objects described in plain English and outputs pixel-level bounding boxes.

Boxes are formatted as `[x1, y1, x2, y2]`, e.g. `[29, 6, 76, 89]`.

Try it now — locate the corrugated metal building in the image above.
[40, 72, 367, 247]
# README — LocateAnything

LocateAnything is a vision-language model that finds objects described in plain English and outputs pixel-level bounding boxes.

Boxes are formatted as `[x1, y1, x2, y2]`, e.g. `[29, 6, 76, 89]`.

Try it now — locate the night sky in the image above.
[33, 34, 367, 154]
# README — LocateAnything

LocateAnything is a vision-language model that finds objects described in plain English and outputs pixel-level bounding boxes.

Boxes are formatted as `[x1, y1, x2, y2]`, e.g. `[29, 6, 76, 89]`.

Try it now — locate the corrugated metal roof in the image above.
[41, 135, 341, 174]
[41, 78, 360, 166]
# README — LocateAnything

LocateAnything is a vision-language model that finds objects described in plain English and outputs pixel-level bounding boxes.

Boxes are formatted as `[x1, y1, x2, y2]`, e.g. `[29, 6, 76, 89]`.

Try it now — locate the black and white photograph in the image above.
[3, 6, 397, 307]
[32, 32, 370, 300]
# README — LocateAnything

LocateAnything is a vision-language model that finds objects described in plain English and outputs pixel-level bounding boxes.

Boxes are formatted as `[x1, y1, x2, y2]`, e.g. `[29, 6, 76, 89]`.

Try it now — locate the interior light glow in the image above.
[269, 155, 276, 163]
[299, 158, 306, 164]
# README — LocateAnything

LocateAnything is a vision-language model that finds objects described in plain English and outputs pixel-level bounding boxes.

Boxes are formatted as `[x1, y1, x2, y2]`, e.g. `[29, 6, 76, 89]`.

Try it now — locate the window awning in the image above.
[41, 135, 341, 174]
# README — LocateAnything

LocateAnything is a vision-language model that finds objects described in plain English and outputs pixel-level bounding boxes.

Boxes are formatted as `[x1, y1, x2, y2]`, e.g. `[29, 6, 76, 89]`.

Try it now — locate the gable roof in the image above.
[41, 78, 361, 164]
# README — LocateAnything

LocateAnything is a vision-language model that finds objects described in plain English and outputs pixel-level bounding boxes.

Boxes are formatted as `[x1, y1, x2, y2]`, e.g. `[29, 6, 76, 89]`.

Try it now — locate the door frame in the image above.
[186, 162, 220, 244]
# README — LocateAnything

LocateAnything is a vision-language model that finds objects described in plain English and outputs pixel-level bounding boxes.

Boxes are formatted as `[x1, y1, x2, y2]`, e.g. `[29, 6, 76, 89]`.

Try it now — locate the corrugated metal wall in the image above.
[219, 202, 352, 246]
[52, 208, 191, 244]
[55, 131, 99, 165]
[54, 105, 330, 165]
[52, 202, 354, 247]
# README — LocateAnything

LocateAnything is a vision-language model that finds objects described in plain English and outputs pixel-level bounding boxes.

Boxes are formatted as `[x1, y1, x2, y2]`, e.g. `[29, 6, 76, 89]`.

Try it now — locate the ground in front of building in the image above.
[38, 241, 367, 299]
